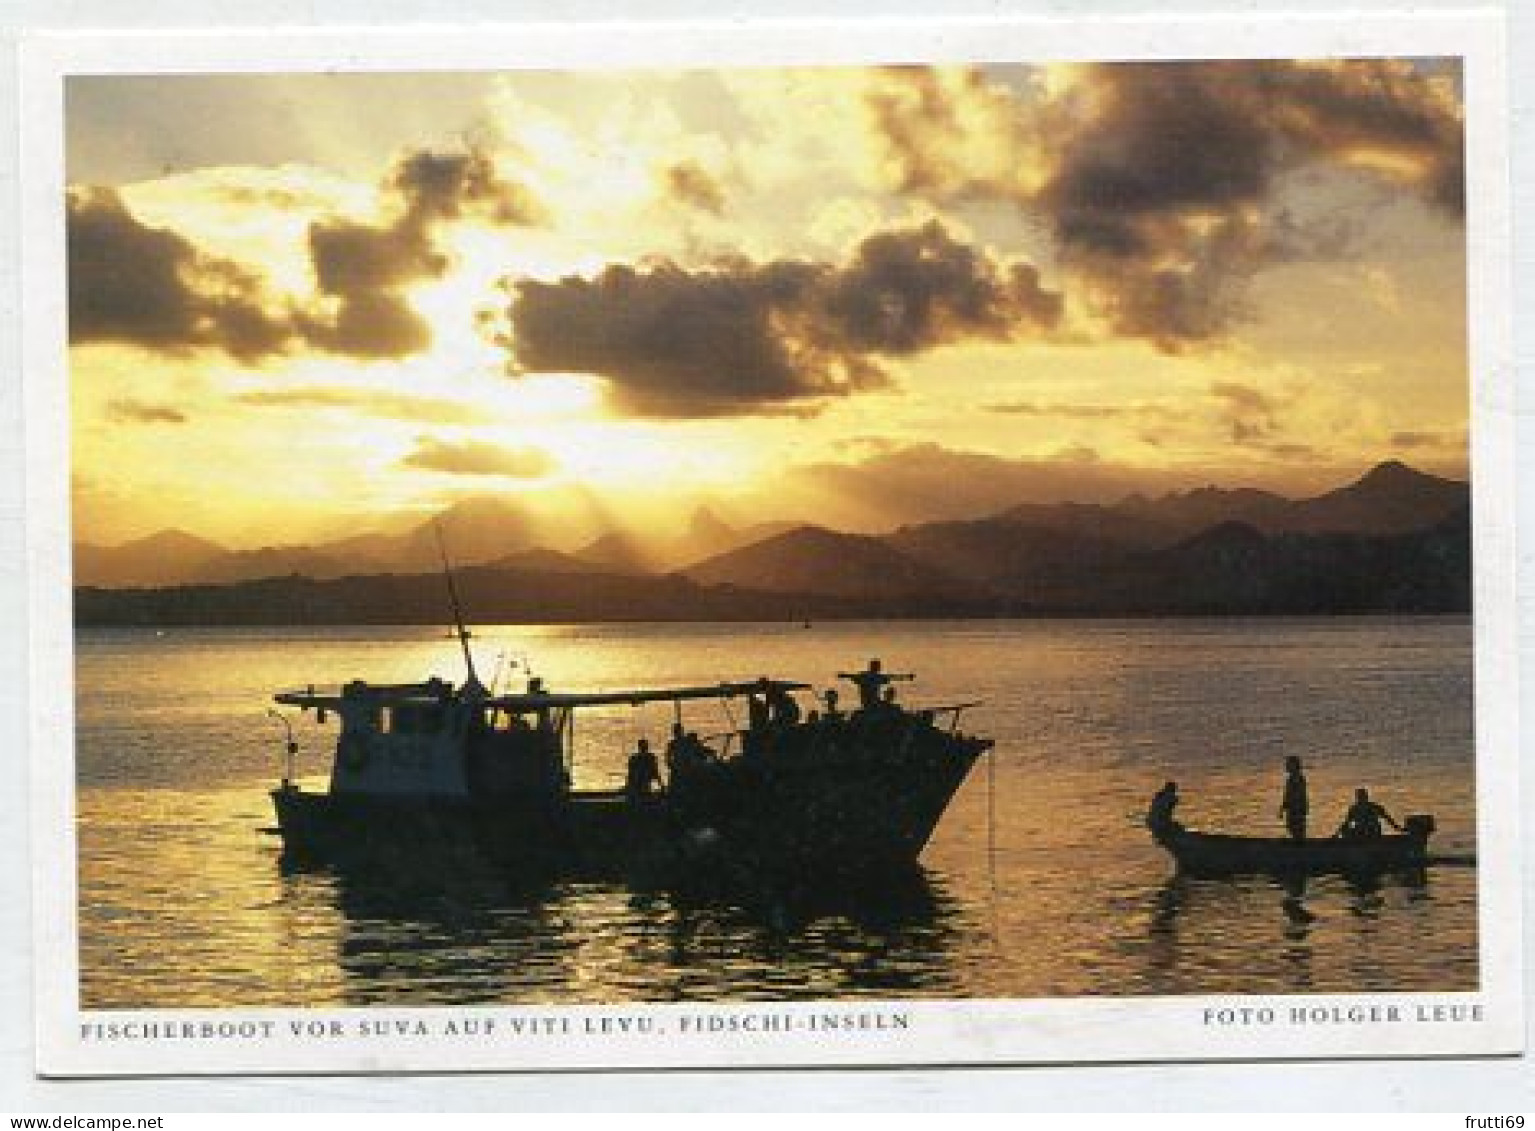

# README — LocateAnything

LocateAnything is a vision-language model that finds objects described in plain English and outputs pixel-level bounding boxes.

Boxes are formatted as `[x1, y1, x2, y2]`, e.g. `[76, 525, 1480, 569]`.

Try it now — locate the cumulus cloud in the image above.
[301, 147, 545, 359]
[502, 219, 1062, 418]
[67, 186, 292, 362]
[400, 437, 555, 478]
[69, 147, 545, 364]
[866, 60, 1464, 349]
[234, 385, 494, 424]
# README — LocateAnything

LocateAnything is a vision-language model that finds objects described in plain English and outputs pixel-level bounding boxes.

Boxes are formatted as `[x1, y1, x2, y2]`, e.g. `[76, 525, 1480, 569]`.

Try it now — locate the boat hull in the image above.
[1157, 826, 1432, 879]
[272, 723, 989, 886]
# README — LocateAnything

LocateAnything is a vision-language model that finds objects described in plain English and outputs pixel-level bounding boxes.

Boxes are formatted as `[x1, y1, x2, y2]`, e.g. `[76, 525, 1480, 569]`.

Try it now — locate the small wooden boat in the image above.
[1155, 815, 1435, 878]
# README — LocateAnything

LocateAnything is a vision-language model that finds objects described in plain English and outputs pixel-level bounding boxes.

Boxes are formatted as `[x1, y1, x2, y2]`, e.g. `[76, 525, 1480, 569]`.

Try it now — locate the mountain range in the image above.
[73, 461, 1472, 624]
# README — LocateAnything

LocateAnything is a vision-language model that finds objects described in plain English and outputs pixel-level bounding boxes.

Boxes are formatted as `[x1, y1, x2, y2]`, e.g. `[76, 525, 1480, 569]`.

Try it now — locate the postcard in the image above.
[21, 10, 1519, 1076]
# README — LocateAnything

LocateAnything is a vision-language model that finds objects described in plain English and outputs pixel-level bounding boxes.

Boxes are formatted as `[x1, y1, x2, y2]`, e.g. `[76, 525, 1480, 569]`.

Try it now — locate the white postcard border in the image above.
[21, 10, 1521, 1076]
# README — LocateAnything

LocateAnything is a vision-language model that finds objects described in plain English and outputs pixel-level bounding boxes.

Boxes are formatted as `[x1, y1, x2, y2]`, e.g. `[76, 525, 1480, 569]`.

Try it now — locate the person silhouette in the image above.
[1146, 781, 1182, 840]
[1279, 755, 1309, 841]
[1336, 787, 1402, 839]
[838, 658, 914, 712]
[624, 738, 662, 802]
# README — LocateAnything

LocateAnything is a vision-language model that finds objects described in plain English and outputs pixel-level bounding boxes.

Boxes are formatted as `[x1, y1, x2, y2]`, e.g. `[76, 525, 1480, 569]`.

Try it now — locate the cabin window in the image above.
[382, 703, 444, 736]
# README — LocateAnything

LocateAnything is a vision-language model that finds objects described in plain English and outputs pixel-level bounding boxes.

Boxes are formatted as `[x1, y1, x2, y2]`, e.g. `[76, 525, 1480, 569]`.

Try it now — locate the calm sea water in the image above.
[75, 617, 1477, 1007]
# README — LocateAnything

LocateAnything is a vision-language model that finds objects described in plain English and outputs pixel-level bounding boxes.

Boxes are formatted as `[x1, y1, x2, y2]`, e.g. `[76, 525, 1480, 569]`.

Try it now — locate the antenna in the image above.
[433, 519, 481, 690]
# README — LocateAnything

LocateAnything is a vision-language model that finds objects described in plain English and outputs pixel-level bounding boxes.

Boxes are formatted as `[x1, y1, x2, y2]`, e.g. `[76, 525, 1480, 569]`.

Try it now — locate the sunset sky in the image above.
[66, 61, 1469, 548]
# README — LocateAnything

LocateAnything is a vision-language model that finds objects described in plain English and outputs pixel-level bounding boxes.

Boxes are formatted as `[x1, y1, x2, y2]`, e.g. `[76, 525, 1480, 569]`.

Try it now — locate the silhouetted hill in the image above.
[1032, 506, 1471, 614]
[73, 505, 1470, 626]
[1282, 460, 1468, 534]
[577, 508, 797, 574]
[991, 500, 1174, 547]
[73, 530, 227, 587]
[1110, 486, 1292, 539]
[574, 530, 652, 574]
[1102, 461, 1466, 540]
[73, 563, 986, 627]
[193, 545, 353, 584]
[685, 525, 975, 600]
[885, 517, 1138, 592]
[71, 461, 1472, 620]
[483, 547, 610, 575]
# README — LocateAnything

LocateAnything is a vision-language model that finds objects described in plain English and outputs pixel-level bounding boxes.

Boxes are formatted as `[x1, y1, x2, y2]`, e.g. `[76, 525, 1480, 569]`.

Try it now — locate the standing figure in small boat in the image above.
[1336, 787, 1403, 840]
[1146, 781, 1182, 840]
[1279, 756, 1309, 841]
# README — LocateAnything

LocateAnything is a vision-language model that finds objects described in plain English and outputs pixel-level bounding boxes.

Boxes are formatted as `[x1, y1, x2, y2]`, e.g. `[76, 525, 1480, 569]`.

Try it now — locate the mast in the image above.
[433, 519, 482, 693]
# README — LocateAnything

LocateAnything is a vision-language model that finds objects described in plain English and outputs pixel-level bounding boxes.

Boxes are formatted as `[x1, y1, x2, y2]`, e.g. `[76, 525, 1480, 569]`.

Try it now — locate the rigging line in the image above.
[987, 741, 1000, 947]
[433, 519, 479, 687]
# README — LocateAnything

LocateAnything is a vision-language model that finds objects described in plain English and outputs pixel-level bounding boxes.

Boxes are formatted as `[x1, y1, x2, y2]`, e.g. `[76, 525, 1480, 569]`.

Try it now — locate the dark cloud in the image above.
[400, 437, 556, 479]
[662, 161, 726, 215]
[69, 147, 546, 365]
[822, 222, 1062, 354]
[302, 147, 544, 359]
[389, 148, 546, 227]
[1252, 61, 1465, 217]
[503, 219, 1061, 419]
[1210, 380, 1280, 443]
[297, 287, 434, 359]
[67, 187, 291, 362]
[866, 60, 1464, 349]
[104, 398, 187, 425]
[234, 385, 493, 424]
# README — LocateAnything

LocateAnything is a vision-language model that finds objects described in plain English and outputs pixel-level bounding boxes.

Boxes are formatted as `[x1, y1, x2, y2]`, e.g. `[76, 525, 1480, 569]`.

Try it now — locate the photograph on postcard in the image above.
[30, 18, 1519, 1072]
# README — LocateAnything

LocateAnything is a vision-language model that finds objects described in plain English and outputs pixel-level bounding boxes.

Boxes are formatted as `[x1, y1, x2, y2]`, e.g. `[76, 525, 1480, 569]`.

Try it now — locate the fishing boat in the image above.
[1154, 816, 1435, 879]
[269, 670, 990, 883]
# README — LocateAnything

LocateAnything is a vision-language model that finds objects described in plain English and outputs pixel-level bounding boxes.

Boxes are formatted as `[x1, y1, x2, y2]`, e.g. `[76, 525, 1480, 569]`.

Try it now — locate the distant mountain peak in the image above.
[687, 505, 733, 540]
[1179, 519, 1268, 551]
[1354, 459, 1441, 490]
[132, 528, 227, 554]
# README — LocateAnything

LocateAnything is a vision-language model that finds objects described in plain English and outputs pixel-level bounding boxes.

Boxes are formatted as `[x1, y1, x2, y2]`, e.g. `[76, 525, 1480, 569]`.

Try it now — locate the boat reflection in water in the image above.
[1143, 866, 1435, 995]
[277, 846, 964, 1006]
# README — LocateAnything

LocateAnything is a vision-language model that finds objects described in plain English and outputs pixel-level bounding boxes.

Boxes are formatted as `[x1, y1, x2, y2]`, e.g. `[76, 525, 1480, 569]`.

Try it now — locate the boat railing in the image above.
[926, 701, 982, 735]
[277, 684, 348, 700]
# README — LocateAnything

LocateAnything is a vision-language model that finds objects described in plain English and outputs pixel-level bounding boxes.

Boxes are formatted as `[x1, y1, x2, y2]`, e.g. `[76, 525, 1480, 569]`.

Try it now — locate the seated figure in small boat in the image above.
[1336, 787, 1402, 840]
[1146, 781, 1182, 840]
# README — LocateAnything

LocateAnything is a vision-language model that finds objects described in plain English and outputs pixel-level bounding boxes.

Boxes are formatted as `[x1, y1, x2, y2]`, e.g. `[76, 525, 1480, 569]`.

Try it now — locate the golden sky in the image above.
[66, 61, 1469, 548]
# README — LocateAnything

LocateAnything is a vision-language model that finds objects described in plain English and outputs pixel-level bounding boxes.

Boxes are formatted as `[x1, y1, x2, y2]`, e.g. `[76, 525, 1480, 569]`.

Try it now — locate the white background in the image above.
[1, 0, 1531, 1112]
